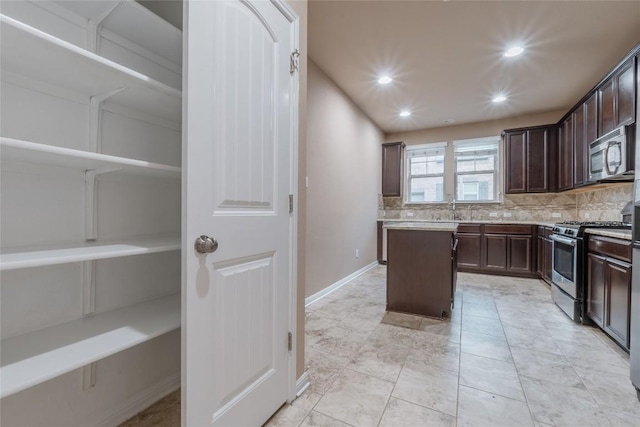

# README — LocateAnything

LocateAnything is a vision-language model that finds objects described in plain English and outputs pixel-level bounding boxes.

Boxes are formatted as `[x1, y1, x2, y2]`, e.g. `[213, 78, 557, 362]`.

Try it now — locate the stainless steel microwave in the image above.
[589, 125, 634, 182]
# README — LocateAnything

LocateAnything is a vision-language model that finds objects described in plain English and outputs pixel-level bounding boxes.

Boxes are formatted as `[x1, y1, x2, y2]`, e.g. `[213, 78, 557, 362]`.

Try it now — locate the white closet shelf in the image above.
[0, 235, 180, 271]
[0, 293, 180, 398]
[0, 14, 182, 123]
[0, 137, 181, 178]
[52, 0, 182, 66]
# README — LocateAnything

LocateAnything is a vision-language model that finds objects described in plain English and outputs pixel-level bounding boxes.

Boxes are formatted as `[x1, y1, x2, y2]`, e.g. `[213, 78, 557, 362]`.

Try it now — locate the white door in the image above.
[182, 0, 298, 426]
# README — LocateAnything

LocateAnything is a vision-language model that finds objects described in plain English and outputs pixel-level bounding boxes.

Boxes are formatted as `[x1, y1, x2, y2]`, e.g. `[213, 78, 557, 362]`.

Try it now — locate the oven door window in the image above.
[554, 240, 575, 282]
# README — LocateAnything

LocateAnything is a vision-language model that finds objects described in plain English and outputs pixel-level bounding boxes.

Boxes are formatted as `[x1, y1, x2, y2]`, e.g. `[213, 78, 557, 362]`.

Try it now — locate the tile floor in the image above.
[266, 266, 640, 427]
[123, 266, 640, 426]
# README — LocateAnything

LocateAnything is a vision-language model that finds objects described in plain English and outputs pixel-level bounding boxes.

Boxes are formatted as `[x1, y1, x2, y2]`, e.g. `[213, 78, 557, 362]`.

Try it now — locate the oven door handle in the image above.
[551, 234, 577, 247]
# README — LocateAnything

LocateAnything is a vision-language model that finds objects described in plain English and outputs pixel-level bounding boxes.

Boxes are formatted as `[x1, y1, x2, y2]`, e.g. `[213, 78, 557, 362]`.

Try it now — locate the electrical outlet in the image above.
[407, 212, 414, 217]
[584, 212, 590, 218]
[489, 212, 498, 217]
[355, 249, 359, 258]
[552, 212, 562, 218]
[503, 212, 512, 217]
[305, 176, 309, 188]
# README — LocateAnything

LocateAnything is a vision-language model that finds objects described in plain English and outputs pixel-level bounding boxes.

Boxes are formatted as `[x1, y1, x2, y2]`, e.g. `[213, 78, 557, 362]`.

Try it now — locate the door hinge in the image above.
[288, 332, 293, 351]
[289, 194, 294, 213]
[290, 49, 300, 75]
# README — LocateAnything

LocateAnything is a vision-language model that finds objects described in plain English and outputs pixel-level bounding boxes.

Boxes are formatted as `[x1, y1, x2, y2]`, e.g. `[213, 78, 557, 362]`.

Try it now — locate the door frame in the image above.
[273, 0, 301, 404]
[180, 0, 300, 419]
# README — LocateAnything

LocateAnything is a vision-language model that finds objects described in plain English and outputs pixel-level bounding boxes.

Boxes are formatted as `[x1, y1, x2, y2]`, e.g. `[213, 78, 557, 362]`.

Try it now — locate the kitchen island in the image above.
[385, 222, 458, 318]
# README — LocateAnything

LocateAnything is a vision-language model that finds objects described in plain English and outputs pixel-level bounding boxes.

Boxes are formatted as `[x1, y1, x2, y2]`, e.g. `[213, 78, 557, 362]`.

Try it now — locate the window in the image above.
[406, 143, 446, 203]
[454, 137, 499, 202]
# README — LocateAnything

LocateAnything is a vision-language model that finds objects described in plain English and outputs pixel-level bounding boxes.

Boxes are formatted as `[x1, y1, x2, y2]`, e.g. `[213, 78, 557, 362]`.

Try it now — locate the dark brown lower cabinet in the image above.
[457, 233, 482, 269]
[544, 236, 553, 282]
[587, 253, 607, 327]
[536, 226, 553, 284]
[587, 236, 632, 350]
[377, 221, 383, 263]
[485, 234, 508, 271]
[508, 235, 533, 272]
[456, 224, 536, 278]
[605, 259, 632, 348]
[536, 232, 553, 284]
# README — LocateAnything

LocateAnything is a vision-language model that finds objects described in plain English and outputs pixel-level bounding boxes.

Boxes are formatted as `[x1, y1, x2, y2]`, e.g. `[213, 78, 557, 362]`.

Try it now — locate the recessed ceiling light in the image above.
[504, 46, 524, 58]
[399, 110, 411, 117]
[492, 95, 507, 103]
[378, 76, 393, 84]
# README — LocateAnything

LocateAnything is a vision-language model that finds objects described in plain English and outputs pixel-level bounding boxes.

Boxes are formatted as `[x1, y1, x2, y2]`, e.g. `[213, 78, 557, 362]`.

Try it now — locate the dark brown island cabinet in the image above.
[381, 142, 405, 197]
[503, 125, 557, 194]
[386, 223, 457, 318]
[456, 223, 537, 278]
[587, 234, 632, 350]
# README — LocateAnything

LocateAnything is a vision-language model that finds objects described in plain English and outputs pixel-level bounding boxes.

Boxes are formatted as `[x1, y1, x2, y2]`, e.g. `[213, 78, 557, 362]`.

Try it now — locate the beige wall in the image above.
[386, 110, 565, 146]
[287, 0, 308, 380]
[305, 60, 384, 298]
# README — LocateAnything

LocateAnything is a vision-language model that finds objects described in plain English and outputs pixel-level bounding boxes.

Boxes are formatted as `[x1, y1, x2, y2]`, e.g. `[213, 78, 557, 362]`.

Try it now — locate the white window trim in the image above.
[453, 136, 501, 203]
[404, 142, 448, 205]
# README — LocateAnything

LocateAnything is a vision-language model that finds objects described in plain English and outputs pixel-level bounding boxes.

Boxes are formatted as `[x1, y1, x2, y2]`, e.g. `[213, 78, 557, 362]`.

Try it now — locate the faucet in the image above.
[468, 205, 473, 221]
[449, 198, 461, 221]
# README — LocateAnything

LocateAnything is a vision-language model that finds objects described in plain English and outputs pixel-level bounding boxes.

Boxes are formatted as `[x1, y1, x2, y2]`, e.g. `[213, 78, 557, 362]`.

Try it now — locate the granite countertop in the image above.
[584, 228, 632, 240]
[377, 218, 556, 227]
[383, 222, 458, 232]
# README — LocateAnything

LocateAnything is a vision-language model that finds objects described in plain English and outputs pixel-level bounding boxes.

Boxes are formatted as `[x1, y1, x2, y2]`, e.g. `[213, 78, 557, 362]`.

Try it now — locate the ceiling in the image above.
[308, 0, 640, 133]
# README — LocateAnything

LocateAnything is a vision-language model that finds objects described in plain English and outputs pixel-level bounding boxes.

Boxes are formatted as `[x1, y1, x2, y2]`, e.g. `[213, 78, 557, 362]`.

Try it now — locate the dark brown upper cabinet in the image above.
[573, 91, 598, 188]
[572, 105, 586, 187]
[504, 125, 556, 194]
[598, 57, 636, 137]
[558, 116, 574, 191]
[382, 142, 405, 197]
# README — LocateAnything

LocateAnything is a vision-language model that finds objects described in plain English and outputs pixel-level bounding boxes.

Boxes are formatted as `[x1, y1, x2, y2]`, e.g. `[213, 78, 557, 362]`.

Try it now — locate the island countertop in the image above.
[383, 222, 458, 232]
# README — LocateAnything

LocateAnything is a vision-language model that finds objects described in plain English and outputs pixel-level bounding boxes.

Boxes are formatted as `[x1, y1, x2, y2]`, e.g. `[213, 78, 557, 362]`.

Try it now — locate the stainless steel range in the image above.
[551, 221, 631, 322]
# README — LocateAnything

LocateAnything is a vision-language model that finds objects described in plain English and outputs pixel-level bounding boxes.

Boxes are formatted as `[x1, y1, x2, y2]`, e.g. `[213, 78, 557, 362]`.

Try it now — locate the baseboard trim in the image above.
[295, 370, 310, 398]
[305, 261, 378, 307]
[95, 373, 180, 427]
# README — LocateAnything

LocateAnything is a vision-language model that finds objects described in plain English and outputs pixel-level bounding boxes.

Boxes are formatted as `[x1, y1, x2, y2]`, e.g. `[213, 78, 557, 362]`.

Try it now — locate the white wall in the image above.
[305, 60, 383, 298]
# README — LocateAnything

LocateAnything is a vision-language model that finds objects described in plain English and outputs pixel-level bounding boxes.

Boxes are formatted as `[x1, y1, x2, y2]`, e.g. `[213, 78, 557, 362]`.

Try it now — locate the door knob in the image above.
[194, 235, 218, 254]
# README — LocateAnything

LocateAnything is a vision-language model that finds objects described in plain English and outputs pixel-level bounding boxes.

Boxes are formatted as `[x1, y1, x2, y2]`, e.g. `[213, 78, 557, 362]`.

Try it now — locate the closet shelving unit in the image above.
[0, 0, 182, 408]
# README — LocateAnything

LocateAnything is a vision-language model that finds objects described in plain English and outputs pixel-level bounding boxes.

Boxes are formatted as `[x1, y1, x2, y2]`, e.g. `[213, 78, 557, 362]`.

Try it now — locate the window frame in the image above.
[453, 136, 500, 203]
[404, 142, 448, 204]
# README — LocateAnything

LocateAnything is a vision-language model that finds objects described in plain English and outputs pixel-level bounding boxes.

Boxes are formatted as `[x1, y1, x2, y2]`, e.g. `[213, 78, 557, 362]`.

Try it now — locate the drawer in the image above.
[588, 236, 632, 262]
[485, 224, 533, 235]
[457, 223, 481, 233]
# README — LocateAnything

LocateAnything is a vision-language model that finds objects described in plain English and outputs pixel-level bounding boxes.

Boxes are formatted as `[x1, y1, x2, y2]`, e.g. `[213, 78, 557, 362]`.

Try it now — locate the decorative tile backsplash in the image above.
[380, 183, 633, 223]
[576, 183, 633, 221]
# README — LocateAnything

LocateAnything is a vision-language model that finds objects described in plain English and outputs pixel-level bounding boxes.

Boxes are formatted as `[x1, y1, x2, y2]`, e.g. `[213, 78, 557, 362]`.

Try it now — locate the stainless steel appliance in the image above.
[551, 221, 631, 323]
[589, 125, 634, 182]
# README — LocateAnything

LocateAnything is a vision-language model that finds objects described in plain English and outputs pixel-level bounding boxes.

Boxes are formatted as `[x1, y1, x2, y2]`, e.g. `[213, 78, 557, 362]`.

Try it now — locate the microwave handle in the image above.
[551, 234, 577, 247]
[604, 140, 621, 175]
